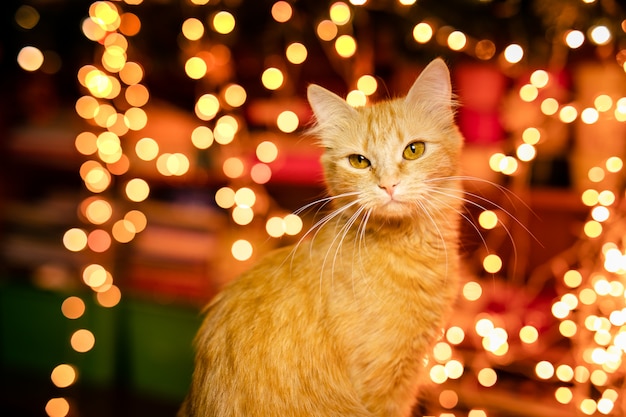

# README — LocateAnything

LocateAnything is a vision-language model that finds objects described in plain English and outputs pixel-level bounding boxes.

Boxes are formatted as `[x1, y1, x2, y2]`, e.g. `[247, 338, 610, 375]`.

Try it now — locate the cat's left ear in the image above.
[307, 84, 358, 130]
[405, 58, 453, 114]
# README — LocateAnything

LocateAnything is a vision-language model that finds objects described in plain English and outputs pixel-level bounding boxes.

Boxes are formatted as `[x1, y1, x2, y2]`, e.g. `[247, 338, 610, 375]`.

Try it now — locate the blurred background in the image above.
[2, 0, 626, 416]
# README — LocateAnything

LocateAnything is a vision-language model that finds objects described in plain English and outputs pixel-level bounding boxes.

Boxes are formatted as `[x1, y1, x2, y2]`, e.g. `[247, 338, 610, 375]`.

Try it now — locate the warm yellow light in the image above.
[232, 206, 254, 225]
[530, 70, 549, 88]
[590, 25, 611, 45]
[266, 216, 285, 238]
[606, 156, 623, 172]
[598, 190, 616, 206]
[212, 11, 236, 35]
[214, 115, 238, 144]
[477, 368, 497, 387]
[256, 141, 279, 163]
[51, 364, 77, 388]
[433, 342, 452, 362]
[119, 61, 143, 85]
[444, 360, 464, 379]
[489, 153, 505, 172]
[63, 228, 88, 252]
[581, 107, 599, 124]
[516, 143, 536, 162]
[135, 137, 159, 161]
[102, 45, 127, 72]
[346, 90, 366, 107]
[335, 34, 357, 58]
[519, 84, 538, 102]
[71, 329, 95, 353]
[522, 127, 541, 145]
[90, 1, 120, 31]
[285, 42, 308, 64]
[594, 94, 613, 112]
[581, 189, 599, 206]
[330, 2, 351, 25]
[45, 397, 70, 417]
[261, 67, 284, 90]
[559, 105, 578, 123]
[125, 178, 150, 202]
[232, 239, 253, 261]
[519, 325, 539, 344]
[540, 97, 559, 115]
[535, 361, 555, 379]
[413, 22, 433, 43]
[316, 19, 338, 41]
[124, 107, 147, 130]
[84, 198, 113, 225]
[357, 75, 377, 96]
[429, 364, 448, 384]
[271, 1, 293, 23]
[75, 96, 99, 120]
[588, 166, 605, 182]
[284, 214, 303, 235]
[277, 110, 299, 133]
[581, 398, 598, 415]
[96, 284, 122, 307]
[112, 219, 136, 243]
[195, 94, 220, 120]
[503, 44, 524, 63]
[555, 387, 573, 404]
[559, 319, 577, 337]
[499, 156, 518, 175]
[583, 220, 602, 238]
[61, 296, 85, 319]
[215, 187, 236, 209]
[124, 210, 147, 233]
[563, 269, 583, 287]
[185, 56, 208, 79]
[565, 30, 585, 48]
[182, 17, 204, 41]
[223, 84, 247, 107]
[191, 126, 214, 149]
[223, 157, 245, 178]
[462, 281, 482, 301]
[75, 131, 98, 156]
[447, 31, 467, 51]
[579, 288, 597, 305]
[125, 83, 149, 107]
[446, 326, 465, 345]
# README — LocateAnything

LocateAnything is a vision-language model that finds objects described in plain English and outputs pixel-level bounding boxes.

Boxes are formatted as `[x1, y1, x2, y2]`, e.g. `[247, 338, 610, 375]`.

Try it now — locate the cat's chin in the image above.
[371, 200, 415, 221]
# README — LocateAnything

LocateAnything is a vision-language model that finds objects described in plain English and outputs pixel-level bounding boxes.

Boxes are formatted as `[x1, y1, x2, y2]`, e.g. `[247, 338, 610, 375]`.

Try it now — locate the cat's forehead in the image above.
[355, 99, 439, 146]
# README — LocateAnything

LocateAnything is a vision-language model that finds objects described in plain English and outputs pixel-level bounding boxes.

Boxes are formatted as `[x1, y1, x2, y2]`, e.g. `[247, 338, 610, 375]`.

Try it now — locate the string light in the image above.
[28, 0, 626, 415]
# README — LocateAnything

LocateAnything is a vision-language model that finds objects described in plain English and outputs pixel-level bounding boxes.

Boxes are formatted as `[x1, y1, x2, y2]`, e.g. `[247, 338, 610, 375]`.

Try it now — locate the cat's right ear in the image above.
[307, 84, 357, 131]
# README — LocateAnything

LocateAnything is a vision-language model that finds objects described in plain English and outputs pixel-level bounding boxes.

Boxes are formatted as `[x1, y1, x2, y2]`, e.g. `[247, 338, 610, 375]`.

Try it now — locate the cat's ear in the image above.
[405, 58, 454, 113]
[307, 84, 358, 130]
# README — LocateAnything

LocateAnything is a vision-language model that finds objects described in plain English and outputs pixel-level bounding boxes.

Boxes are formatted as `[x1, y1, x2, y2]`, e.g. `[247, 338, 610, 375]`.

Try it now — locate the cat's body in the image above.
[180, 58, 464, 417]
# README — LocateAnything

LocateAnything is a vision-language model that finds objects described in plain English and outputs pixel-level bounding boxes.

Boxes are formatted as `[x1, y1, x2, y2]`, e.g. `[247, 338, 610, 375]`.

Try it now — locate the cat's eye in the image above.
[348, 154, 371, 169]
[403, 141, 425, 160]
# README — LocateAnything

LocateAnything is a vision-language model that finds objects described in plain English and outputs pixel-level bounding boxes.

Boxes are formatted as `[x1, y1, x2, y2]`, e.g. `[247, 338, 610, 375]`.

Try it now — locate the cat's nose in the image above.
[378, 181, 399, 196]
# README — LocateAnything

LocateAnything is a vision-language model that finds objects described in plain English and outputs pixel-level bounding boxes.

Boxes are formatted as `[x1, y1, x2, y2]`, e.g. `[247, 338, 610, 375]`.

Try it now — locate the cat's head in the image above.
[307, 58, 464, 222]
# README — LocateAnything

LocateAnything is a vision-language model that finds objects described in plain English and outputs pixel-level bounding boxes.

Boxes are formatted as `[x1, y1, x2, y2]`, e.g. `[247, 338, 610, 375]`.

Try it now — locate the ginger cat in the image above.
[179, 58, 464, 417]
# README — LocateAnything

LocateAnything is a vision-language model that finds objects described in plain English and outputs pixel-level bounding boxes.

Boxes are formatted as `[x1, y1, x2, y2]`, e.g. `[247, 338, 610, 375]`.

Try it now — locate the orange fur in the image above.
[179, 58, 464, 417]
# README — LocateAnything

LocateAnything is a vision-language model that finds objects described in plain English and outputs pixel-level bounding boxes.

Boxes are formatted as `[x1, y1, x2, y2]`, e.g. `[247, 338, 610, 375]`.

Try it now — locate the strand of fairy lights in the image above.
[14, 0, 622, 416]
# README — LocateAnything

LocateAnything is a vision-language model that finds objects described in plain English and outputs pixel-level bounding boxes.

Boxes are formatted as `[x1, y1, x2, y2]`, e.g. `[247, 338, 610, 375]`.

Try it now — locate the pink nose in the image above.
[379, 181, 399, 196]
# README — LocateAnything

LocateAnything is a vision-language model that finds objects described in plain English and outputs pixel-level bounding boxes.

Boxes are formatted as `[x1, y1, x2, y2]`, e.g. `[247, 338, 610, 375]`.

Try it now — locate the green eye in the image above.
[348, 154, 371, 169]
[403, 141, 425, 160]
